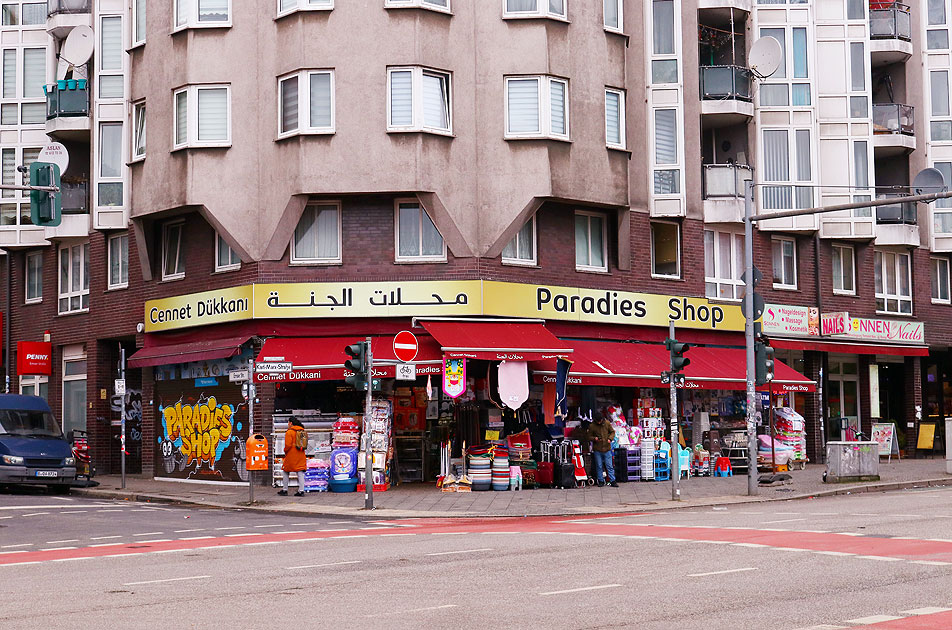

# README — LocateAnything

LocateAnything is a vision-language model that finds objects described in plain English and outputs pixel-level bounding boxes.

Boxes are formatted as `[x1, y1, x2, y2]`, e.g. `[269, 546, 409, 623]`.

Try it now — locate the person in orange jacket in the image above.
[278, 418, 307, 497]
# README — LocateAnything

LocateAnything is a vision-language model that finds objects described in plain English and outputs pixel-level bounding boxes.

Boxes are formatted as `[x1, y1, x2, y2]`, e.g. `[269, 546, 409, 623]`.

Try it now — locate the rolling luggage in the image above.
[537, 461, 555, 487]
[556, 462, 576, 489]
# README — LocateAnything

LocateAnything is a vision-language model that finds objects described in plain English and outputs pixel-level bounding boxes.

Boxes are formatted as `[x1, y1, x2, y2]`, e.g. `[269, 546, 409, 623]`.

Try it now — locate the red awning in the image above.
[770, 337, 929, 357]
[128, 335, 251, 368]
[253, 335, 444, 383]
[419, 320, 572, 361]
[533, 340, 815, 393]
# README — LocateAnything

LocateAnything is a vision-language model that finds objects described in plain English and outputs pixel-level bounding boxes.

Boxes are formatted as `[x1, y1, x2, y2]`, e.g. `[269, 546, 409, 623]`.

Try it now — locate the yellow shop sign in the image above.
[144, 281, 745, 333]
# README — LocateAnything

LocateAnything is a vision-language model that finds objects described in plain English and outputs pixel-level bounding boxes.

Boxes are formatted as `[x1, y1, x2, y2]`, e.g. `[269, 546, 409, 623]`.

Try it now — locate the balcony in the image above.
[700, 65, 753, 125]
[47, 0, 92, 39]
[702, 163, 751, 223]
[45, 81, 90, 140]
[875, 193, 919, 246]
[869, 3, 912, 66]
[872, 103, 916, 155]
[41, 180, 89, 240]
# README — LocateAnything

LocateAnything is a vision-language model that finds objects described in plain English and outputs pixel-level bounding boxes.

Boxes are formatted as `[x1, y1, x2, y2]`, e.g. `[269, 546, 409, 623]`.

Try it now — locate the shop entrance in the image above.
[827, 358, 859, 441]
[876, 359, 906, 446]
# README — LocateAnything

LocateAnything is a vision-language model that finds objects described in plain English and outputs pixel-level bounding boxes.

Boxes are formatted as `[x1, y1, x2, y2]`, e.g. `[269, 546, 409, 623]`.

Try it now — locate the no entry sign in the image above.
[393, 331, 419, 363]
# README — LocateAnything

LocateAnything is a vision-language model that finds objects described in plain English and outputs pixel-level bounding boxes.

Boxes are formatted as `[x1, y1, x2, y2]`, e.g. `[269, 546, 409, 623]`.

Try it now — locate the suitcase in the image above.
[556, 462, 575, 489]
[537, 461, 555, 487]
[614, 449, 629, 482]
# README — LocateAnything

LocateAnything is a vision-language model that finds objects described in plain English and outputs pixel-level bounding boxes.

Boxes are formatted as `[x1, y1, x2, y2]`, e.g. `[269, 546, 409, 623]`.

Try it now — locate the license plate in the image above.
[34, 470, 58, 478]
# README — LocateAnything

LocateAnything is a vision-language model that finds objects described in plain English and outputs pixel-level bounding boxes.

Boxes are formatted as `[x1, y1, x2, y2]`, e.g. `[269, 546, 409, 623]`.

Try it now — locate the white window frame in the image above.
[604, 0, 622, 32]
[216, 232, 242, 272]
[97, 121, 124, 209]
[874, 249, 913, 315]
[574, 210, 608, 273]
[932, 256, 951, 304]
[502, 0, 566, 20]
[290, 202, 342, 265]
[386, 66, 452, 135]
[504, 75, 569, 141]
[394, 199, 446, 263]
[651, 106, 682, 196]
[832, 244, 856, 296]
[1, 146, 40, 205]
[277, 70, 335, 139]
[19, 374, 47, 399]
[704, 228, 744, 301]
[24, 250, 41, 304]
[1, 2, 47, 28]
[384, 0, 450, 14]
[97, 15, 125, 102]
[173, 0, 232, 31]
[172, 84, 232, 150]
[57, 242, 89, 315]
[502, 215, 537, 266]
[277, 0, 333, 18]
[771, 236, 797, 290]
[650, 220, 680, 279]
[108, 232, 129, 290]
[604, 87, 626, 150]
[61, 346, 86, 436]
[132, 101, 146, 161]
[2, 47, 47, 127]
[162, 221, 185, 281]
[132, 0, 146, 47]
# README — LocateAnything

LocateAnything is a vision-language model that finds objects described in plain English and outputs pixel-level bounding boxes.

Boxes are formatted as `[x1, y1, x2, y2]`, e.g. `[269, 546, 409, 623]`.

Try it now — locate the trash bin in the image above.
[824, 441, 880, 483]
[245, 434, 269, 471]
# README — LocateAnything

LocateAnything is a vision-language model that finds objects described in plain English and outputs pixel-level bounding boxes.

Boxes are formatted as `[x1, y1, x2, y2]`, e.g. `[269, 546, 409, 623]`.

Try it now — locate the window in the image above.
[175, 0, 231, 29]
[605, 88, 625, 149]
[99, 16, 124, 100]
[502, 216, 537, 266]
[575, 211, 607, 272]
[384, 0, 449, 12]
[395, 200, 444, 262]
[505, 75, 568, 140]
[762, 128, 813, 210]
[651, 0, 677, 83]
[278, 70, 334, 137]
[503, 0, 565, 19]
[162, 222, 185, 281]
[846, 0, 864, 19]
[758, 27, 810, 107]
[216, 232, 241, 271]
[387, 67, 451, 134]
[653, 108, 680, 194]
[928, 0, 949, 49]
[704, 228, 744, 300]
[651, 221, 679, 278]
[604, 0, 621, 31]
[58, 242, 89, 314]
[291, 203, 341, 264]
[2, 146, 39, 205]
[832, 244, 855, 295]
[2, 3, 44, 26]
[132, 102, 146, 160]
[0, 47, 45, 125]
[933, 257, 951, 303]
[874, 250, 912, 314]
[98, 122, 123, 207]
[133, 0, 146, 46]
[172, 85, 231, 148]
[19, 374, 47, 400]
[278, 0, 333, 16]
[772, 237, 797, 289]
[62, 350, 86, 435]
[934, 163, 952, 233]
[25, 250, 41, 303]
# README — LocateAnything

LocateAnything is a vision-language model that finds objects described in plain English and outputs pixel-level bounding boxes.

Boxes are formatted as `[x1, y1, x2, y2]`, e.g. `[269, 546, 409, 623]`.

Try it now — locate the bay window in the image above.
[388, 67, 451, 134]
[175, 0, 231, 29]
[279, 70, 335, 137]
[505, 75, 568, 140]
[173, 84, 231, 148]
[504, 0, 565, 19]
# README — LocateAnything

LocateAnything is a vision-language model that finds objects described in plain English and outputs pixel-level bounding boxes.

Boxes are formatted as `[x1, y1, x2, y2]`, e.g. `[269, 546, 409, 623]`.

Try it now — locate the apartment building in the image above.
[0, 0, 946, 481]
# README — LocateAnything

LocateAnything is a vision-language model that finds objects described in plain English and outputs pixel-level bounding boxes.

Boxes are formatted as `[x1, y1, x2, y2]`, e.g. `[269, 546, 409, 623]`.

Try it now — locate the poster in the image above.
[871, 422, 896, 457]
[443, 358, 466, 398]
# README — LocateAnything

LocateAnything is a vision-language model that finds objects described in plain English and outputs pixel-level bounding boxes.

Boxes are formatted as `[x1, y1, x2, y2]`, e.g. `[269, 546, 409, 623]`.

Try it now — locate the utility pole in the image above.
[119, 346, 126, 490]
[669, 321, 680, 501]
[247, 358, 255, 504]
[743, 180, 758, 496]
[364, 337, 374, 510]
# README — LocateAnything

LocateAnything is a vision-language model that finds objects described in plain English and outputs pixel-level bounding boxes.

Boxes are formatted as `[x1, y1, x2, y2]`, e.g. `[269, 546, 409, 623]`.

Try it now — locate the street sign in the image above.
[396, 363, 416, 381]
[739, 291, 766, 320]
[229, 368, 250, 383]
[741, 266, 763, 286]
[254, 361, 292, 373]
[114, 379, 126, 396]
[393, 330, 419, 363]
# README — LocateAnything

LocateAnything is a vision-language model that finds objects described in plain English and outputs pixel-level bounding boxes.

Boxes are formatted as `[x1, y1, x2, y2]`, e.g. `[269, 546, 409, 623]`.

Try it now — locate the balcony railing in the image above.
[700, 65, 752, 101]
[872, 103, 914, 135]
[48, 0, 92, 15]
[61, 181, 87, 215]
[702, 163, 753, 198]
[45, 81, 89, 118]
[876, 193, 917, 224]
[870, 3, 912, 41]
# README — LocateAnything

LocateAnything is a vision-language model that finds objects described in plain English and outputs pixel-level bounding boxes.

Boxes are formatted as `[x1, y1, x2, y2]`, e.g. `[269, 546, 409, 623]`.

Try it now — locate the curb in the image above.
[70, 476, 952, 519]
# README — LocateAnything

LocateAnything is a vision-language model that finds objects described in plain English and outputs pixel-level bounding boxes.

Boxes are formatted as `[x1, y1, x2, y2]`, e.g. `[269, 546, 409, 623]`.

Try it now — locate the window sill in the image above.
[276, 129, 336, 142]
[501, 259, 539, 268]
[172, 143, 232, 152]
[394, 258, 448, 265]
[384, 4, 452, 16]
[875, 310, 915, 318]
[57, 309, 89, 317]
[505, 135, 571, 144]
[772, 284, 799, 292]
[172, 23, 232, 34]
[607, 145, 630, 155]
[276, 6, 334, 20]
[502, 14, 569, 23]
[832, 290, 858, 297]
[387, 128, 455, 138]
[651, 274, 682, 281]
[604, 27, 628, 38]
[128, 155, 145, 165]
[24, 298, 42, 305]
[161, 275, 185, 283]
[575, 266, 610, 275]
[932, 299, 951, 305]
[289, 260, 341, 267]
[106, 284, 129, 292]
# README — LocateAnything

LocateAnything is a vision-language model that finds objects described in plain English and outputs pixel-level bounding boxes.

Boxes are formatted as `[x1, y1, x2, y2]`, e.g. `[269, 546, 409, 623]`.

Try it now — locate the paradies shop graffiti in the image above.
[160, 396, 235, 466]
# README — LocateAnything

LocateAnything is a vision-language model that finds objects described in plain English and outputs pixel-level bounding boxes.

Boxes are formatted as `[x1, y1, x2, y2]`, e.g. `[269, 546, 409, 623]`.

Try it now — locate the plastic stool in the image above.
[714, 457, 733, 477]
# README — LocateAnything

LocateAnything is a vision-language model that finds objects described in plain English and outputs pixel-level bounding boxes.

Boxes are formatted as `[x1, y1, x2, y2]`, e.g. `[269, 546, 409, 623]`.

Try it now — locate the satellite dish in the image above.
[912, 167, 947, 197]
[749, 36, 783, 79]
[58, 25, 95, 80]
[38, 142, 69, 173]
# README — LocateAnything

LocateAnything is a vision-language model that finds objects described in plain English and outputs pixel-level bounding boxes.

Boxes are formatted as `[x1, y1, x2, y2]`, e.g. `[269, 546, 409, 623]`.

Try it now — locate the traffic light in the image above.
[344, 342, 369, 391]
[29, 162, 61, 227]
[755, 340, 775, 386]
[665, 337, 691, 373]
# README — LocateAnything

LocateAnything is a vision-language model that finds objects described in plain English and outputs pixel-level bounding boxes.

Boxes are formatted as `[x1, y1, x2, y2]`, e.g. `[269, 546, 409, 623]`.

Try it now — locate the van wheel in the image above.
[48, 484, 71, 495]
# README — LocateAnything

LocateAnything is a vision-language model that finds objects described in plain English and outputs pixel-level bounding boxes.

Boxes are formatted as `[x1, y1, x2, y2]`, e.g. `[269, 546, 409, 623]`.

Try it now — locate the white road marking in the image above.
[90, 543, 124, 547]
[132, 532, 164, 537]
[851, 513, 878, 517]
[688, 567, 758, 578]
[90, 536, 122, 540]
[364, 604, 457, 617]
[813, 551, 854, 557]
[96, 510, 122, 513]
[173, 529, 205, 533]
[855, 556, 903, 562]
[60, 511, 87, 514]
[0, 551, 27, 556]
[539, 584, 621, 596]
[136, 539, 172, 544]
[425, 548, 493, 556]
[1, 544, 33, 549]
[732, 543, 769, 548]
[253, 524, 284, 528]
[225, 533, 261, 537]
[22, 512, 49, 517]
[327, 521, 353, 525]
[179, 536, 214, 541]
[762, 518, 807, 524]
[843, 615, 903, 624]
[214, 527, 245, 531]
[910, 560, 952, 566]
[287, 560, 361, 570]
[50, 497, 73, 501]
[123, 575, 210, 586]
[45, 540, 79, 544]
[44, 547, 77, 551]
[0, 504, 121, 511]
[900, 607, 952, 615]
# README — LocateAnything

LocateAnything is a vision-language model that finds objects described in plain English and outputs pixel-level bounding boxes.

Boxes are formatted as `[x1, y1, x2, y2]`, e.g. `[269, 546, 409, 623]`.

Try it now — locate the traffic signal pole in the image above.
[669, 321, 680, 501]
[744, 180, 758, 497]
[364, 337, 374, 510]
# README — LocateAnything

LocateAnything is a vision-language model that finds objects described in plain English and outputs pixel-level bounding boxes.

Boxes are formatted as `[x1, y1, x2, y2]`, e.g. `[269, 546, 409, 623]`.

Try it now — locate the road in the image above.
[2, 486, 952, 629]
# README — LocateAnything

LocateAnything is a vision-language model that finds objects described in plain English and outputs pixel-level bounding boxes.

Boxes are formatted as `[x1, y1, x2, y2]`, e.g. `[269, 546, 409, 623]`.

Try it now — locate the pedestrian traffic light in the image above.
[755, 340, 775, 386]
[29, 162, 61, 227]
[344, 342, 369, 390]
[665, 337, 691, 373]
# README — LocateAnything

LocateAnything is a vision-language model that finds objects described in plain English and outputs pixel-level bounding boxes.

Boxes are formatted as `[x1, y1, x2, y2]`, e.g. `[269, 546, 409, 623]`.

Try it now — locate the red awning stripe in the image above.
[128, 335, 251, 368]
[770, 338, 929, 357]
[420, 320, 572, 361]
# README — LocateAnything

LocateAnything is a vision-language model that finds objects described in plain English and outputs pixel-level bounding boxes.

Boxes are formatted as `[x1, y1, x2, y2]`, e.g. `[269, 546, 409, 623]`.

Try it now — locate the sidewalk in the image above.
[73, 457, 952, 519]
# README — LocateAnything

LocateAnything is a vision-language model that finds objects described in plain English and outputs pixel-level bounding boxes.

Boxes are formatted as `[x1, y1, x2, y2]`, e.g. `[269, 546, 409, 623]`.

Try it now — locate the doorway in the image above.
[827, 357, 860, 441]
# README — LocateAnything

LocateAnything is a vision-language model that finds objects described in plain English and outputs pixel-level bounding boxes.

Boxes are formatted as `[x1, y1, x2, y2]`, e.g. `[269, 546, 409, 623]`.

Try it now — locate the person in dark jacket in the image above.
[278, 418, 307, 497]
[589, 415, 618, 487]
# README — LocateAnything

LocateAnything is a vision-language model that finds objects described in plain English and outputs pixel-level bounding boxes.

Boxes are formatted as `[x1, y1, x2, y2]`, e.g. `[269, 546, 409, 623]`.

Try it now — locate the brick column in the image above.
[141, 367, 155, 477]
[803, 351, 823, 463]
[905, 356, 922, 458]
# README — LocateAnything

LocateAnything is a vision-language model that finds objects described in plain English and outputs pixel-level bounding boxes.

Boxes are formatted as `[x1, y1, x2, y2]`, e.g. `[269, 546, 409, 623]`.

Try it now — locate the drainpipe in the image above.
[814, 232, 825, 463]
[5, 253, 10, 393]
